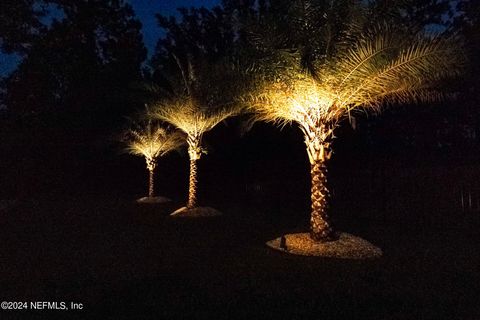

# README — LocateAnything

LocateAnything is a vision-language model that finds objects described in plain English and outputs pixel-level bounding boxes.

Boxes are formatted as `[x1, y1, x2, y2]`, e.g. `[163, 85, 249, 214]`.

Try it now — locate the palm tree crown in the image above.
[149, 98, 237, 160]
[250, 29, 464, 163]
[123, 120, 184, 169]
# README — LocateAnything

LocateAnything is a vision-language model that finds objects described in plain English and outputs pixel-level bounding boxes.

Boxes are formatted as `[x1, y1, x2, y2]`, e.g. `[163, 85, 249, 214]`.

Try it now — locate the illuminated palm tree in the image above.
[248, 25, 464, 242]
[148, 55, 242, 213]
[123, 119, 184, 202]
[150, 99, 236, 210]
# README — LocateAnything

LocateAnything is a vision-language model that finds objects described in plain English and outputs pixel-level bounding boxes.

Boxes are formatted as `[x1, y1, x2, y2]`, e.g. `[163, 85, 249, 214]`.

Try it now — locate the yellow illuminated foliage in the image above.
[123, 120, 185, 170]
[150, 98, 237, 160]
[249, 31, 464, 163]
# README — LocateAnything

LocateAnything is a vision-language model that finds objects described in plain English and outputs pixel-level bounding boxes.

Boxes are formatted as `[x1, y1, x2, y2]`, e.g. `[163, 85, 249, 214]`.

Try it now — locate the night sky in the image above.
[130, 0, 220, 53]
[0, 0, 220, 76]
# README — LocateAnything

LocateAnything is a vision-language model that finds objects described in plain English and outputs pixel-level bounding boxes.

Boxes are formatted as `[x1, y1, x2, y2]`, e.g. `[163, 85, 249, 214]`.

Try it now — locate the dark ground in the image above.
[0, 192, 479, 319]
[1, 124, 480, 319]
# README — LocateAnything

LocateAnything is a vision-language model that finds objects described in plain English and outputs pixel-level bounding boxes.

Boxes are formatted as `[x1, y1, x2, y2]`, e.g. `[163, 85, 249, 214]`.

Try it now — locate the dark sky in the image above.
[0, 0, 220, 76]
[129, 0, 220, 53]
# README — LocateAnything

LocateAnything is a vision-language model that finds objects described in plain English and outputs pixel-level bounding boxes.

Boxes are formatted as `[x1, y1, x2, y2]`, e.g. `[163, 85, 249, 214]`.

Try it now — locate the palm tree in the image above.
[123, 119, 184, 202]
[150, 98, 237, 210]
[247, 5, 464, 243]
[148, 53, 242, 213]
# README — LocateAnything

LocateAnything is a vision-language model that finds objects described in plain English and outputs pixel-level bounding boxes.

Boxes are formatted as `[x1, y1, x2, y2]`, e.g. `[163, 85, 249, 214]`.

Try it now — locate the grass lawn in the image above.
[0, 196, 479, 319]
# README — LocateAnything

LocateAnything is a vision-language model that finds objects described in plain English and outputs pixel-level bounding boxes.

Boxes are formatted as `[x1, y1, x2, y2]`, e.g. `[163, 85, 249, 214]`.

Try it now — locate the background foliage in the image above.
[0, 0, 478, 200]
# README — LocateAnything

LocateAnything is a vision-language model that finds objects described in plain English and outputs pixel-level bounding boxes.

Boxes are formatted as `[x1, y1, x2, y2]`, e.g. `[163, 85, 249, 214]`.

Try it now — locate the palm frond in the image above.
[338, 33, 464, 111]
[149, 96, 238, 139]
[248, 74, 336, 125]
[122, 120, 185, 160]
[247, 27, 465, 131]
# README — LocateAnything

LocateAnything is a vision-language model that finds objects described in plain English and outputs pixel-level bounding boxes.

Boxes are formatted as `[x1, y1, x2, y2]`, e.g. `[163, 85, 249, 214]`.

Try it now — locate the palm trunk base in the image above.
[310, 159, 337, 242]
[310, 229, 339, 242]
[310, 210, 338, 242]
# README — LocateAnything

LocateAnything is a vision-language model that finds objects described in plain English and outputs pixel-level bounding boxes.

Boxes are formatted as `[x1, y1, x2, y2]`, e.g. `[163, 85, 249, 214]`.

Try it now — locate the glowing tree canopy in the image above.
[248, 23, 464, 242]
[123, 120, 184, 198]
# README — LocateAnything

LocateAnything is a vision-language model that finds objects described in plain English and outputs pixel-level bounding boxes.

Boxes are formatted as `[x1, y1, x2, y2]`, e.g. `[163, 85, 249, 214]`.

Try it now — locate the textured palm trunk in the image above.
[145, 158, 157, 198]
[186, 135, 202, 209]
[187, 159, 198, 208]
[148, 169, 155, 198]
[310, 159, 336, 241]
[303, 122, 337, 242]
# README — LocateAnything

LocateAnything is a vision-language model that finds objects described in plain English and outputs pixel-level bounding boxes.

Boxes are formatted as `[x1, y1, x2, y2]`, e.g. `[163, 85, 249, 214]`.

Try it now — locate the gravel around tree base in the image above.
[170, 206, 223, 217]
[266, 232, 382, 259]
[136, 196, 172, 204]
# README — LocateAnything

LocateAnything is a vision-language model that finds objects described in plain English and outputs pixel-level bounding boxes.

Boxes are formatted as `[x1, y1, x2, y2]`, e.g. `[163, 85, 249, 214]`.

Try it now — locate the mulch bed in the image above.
[266, 232, 382, 259]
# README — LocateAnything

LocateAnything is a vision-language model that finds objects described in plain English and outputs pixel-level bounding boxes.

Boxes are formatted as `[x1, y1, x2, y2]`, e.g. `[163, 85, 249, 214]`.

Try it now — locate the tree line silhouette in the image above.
[0, 0, 478, 201]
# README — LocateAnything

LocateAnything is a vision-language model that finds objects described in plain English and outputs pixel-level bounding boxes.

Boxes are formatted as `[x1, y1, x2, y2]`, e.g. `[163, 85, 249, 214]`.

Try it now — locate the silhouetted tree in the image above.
[0, 0, 45, 54]
[4, 0, 146, 132]
[152, 4, 237, 86]
[366, 0, 454, 32]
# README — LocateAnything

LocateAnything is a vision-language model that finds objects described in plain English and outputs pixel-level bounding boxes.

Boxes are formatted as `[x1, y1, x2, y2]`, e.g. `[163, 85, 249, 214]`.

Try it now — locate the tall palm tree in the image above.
[247, 4, 464, 242]
[148, 54, 242, 212]
[150, 98, 237, 209]
[123, 119, 184, 201]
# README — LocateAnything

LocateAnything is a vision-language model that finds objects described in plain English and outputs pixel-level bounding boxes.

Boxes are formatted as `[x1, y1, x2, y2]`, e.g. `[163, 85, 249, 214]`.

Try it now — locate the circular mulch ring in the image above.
[170, 206, 222, 217]
[136, 196, 172, 204]
[266, 232, 382, 259]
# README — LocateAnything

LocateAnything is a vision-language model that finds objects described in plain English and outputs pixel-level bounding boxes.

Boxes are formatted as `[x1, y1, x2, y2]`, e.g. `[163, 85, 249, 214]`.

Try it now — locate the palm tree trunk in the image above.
[148, 169, 155, 198]
[310, 159, 336, 242]
[187, 159, 198, 208]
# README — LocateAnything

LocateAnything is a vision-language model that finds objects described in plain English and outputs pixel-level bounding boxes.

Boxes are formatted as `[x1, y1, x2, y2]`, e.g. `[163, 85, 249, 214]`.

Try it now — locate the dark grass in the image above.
[0, 196, 479, 319]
